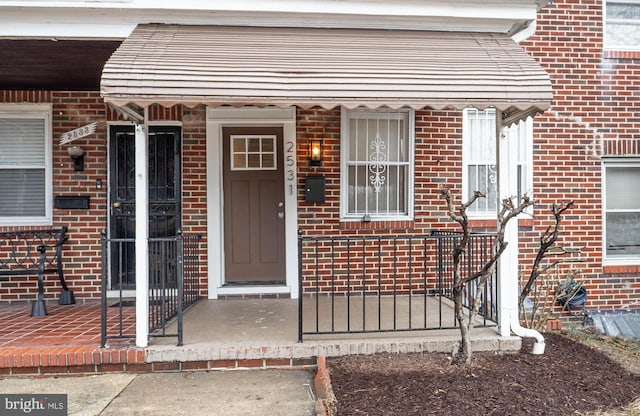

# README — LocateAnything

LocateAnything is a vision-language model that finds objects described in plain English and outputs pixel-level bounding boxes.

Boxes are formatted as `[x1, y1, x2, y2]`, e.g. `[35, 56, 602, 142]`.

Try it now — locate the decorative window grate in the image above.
[342, 108, 413, 219]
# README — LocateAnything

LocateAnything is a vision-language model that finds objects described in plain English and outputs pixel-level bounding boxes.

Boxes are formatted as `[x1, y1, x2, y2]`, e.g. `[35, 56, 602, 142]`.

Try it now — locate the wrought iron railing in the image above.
[100, 230, 202, 347]
[298, 230, 498, 340]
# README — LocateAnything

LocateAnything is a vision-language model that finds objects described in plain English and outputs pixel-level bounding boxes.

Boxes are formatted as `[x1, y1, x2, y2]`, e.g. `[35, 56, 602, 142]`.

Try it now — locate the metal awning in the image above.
[100, 24, 552, 123]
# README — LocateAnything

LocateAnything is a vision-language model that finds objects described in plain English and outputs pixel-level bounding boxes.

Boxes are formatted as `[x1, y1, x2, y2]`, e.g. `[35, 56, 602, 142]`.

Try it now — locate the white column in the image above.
[135, 123, 149, 348]
[496, 114, 518, 337]
[496, 115, 545, 353]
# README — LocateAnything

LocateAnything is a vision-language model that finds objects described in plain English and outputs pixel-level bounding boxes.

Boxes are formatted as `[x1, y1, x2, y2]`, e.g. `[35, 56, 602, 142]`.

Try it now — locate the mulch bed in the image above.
[328, 333, 640, 415]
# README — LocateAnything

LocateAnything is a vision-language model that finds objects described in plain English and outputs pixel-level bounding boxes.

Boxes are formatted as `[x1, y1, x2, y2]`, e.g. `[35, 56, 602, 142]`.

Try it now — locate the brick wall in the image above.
[296, 108, 463, 238]
[0, 91, 209, 302]
[520, 0, 640, 310]
[295, 108, 467, 296]
[3, 0, 639, 312]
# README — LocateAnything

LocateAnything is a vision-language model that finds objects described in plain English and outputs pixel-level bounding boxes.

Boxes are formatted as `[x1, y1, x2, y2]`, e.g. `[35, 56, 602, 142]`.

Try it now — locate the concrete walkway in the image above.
[0, 370, 315, 415]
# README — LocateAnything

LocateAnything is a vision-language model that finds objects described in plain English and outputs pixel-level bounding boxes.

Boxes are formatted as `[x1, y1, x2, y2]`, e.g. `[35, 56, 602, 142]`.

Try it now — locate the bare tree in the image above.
[519, 201, 578, 310]
[518, 201, 585, 330]
[440, 189, 533, 364]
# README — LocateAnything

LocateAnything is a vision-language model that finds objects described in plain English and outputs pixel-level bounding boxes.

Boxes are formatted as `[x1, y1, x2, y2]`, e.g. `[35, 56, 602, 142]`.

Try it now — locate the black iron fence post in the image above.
[297, 229, 303, 343]
[100, 229, 108, 348]
[176, 229, 185, 346]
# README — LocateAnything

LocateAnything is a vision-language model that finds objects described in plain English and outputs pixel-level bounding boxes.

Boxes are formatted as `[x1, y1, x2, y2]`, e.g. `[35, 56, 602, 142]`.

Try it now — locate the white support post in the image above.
[496, 117, 518, 337]
[135, 122, 149, 348]
[496, 112, 545, 353]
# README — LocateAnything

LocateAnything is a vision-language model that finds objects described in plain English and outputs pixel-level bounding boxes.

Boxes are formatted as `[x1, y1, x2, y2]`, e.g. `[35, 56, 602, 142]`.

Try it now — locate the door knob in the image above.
[112, 202, 121, 208]
[278, 212, 285, 219]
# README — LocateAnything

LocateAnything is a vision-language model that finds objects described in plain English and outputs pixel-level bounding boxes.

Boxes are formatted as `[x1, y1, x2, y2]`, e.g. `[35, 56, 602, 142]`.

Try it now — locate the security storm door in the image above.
[109, 125, 182, 290]
[223, 127, 286, 284]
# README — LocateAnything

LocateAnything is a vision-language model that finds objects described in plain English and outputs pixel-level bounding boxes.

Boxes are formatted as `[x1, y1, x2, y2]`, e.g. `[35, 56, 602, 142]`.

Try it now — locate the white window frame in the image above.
[463, 108, 533, 218]
[340, 107, 415, 221]
[509, 116, 534, 208]
[604, 0, 640, 51]
[0, 104, 53, 226]
[602, 158, 640, 265]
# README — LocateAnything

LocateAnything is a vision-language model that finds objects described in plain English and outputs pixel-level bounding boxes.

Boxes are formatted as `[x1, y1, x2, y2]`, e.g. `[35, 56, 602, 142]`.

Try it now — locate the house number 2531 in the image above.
[286, 141, 295, 196]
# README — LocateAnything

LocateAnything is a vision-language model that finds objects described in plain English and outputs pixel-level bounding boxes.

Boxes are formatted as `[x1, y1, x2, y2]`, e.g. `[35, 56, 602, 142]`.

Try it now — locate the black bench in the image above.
[0, 226, 75, 316]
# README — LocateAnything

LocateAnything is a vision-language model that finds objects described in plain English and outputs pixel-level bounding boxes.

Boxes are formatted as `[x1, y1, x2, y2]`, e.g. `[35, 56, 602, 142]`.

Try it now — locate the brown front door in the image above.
[223, 127, 286, 284]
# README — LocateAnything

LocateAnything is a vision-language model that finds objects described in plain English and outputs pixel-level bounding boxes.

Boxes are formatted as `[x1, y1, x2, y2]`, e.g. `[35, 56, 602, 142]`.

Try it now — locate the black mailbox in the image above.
[54, 195, 90, 209]
[305, 176, 325, 203]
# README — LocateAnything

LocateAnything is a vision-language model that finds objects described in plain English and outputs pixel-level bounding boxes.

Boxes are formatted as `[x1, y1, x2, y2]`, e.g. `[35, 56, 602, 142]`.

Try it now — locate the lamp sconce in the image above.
[67, 146, 85, 171]
[309, 139, 322, 166]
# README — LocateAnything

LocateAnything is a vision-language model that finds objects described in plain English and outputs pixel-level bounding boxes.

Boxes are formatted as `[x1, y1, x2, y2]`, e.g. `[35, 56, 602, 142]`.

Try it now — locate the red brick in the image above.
[209, 360, 236, 369]
[152, 362, 180, 371]
[125, 363, 153, 372]
[41, 366, 70, 375]
[236, 359, 263, 368]
[11, 367, 40, 375]
[97, 363, 126, 373]
[264, 359, 292, 367]
[68, 365, 97, 374]
[180, 361, 210, 370]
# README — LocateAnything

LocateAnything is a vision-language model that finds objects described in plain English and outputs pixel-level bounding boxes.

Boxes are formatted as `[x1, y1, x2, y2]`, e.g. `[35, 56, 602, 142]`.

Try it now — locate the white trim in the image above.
[0, 103, 52, 226]
[339, 107, 415, 221]
[216, 285, 291, 297]
[206, 106, 298, 299]
[0, 1, 540, 38]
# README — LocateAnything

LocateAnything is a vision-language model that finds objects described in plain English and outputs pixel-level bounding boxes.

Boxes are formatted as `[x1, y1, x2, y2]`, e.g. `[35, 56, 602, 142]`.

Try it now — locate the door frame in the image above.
[206, 107, 298, 299]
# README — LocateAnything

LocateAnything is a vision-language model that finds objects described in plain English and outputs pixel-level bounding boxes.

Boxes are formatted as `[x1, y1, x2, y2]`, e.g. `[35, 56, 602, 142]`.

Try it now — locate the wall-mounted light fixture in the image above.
[67, 145, 85, 171]
[309, 139, 322, 166]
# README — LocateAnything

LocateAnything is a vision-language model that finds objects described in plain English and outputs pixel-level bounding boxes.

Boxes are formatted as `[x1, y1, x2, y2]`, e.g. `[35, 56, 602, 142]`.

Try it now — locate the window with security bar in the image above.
[463, 108, 533, 217]
[341, 108, 414, 220]
[0, 105, 52, 225]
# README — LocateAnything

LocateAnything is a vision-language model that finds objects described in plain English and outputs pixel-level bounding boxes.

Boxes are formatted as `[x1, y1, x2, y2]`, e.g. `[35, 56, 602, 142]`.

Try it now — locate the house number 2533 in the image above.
[286, 141, 295, 196]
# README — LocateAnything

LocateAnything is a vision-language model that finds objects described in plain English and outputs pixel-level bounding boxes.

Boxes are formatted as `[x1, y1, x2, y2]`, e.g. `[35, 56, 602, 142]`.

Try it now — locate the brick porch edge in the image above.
[0, 336, 522, 376]
[0, 346, 318, 376]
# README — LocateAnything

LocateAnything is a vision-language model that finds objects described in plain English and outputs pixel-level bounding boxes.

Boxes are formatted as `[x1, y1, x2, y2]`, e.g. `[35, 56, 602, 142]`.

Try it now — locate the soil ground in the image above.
[328, 330, 640, 415]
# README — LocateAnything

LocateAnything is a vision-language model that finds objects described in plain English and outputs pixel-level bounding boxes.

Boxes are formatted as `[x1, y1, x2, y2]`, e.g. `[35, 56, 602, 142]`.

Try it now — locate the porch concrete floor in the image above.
[0, 298, 521, 373]
[147, 297, 521, 363]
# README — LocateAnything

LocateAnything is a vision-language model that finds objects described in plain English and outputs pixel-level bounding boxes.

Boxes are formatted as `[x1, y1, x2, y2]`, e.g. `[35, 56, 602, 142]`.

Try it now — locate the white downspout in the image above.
[496, 112, 545, 355]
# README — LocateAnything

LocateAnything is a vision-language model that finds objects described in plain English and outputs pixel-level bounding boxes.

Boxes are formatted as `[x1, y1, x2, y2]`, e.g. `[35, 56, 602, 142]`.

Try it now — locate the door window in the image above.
[231, 135, 277, 170]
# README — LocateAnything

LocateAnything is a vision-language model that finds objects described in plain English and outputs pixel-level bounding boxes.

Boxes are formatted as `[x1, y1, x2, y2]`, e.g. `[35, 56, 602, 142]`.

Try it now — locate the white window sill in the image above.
[0, 218, 53, 227]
